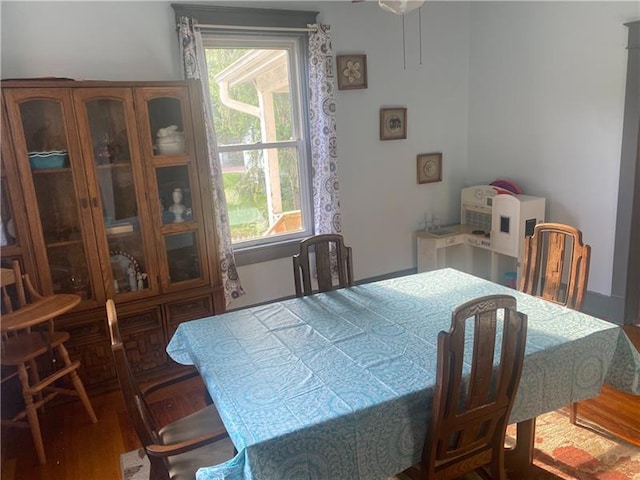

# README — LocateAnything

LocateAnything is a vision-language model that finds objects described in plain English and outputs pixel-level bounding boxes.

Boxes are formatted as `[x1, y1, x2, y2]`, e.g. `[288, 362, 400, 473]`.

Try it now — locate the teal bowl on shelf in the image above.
[28, 151, 68, 170]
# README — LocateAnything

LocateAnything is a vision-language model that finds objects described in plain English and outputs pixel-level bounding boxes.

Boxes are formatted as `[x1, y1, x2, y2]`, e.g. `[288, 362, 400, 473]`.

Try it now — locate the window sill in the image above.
[233, 239, 301, 266]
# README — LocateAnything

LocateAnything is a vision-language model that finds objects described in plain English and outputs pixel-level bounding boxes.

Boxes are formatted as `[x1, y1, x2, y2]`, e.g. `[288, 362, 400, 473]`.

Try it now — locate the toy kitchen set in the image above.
[417, 183, 545, 286]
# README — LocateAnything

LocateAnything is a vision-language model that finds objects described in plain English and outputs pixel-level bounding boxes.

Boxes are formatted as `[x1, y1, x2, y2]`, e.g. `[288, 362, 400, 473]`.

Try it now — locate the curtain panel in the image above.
[177, 14, 342, 300]
[308, 25, 342, 235]
[178, 16, 245, 305]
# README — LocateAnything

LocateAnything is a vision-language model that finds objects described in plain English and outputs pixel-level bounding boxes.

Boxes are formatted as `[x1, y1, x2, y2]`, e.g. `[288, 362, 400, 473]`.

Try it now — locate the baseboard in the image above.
[583, 291, 618, 323]
[355, 268, 417, 285]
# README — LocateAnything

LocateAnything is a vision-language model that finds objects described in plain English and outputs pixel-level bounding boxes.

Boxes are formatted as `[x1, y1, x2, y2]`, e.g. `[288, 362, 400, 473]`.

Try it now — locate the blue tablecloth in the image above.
[166, 268, 640, 480]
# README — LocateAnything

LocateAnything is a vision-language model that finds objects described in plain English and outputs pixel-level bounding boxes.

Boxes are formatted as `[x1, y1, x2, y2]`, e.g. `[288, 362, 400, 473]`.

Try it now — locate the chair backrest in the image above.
[106, 299, 161, 449]
[519, 222, 591, 310]
[423, 294, 528, 480]
[1, 260, 44, 338]
[292, 234, 353, 297]
[1, 260, 34, 314]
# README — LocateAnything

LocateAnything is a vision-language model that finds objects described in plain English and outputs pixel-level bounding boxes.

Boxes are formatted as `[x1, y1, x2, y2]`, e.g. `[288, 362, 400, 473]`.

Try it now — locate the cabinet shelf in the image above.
[161, 221, 198, 233]
[30, 167, 72, 175]
[46, 239, 84, 249]
[96, 162, 131, 170]
[106, 230, 137, 238]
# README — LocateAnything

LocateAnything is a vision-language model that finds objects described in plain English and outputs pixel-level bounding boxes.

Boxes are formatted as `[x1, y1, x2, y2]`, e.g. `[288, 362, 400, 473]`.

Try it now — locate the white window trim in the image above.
[201, 32, 314, 265]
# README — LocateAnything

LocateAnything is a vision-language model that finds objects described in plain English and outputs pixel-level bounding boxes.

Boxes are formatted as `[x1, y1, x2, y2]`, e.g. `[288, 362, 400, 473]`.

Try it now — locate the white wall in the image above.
[467, 1, 639, 296]
[1, 2, 182, 81]
[1, 1, 636, 308]
[0, 1, 471, 309]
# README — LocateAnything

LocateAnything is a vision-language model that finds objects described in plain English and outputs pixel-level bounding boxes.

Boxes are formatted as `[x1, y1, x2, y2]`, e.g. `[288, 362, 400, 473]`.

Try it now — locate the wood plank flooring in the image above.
[574, 325, 640, 447]
[0, 375, 207, 480]
[1, 326, 638, 480]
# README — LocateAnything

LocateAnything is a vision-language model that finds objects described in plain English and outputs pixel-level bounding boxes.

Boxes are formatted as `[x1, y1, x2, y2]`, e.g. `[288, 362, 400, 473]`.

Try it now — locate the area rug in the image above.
[120, 447, 150, 480]
[120, 410, 640, 480]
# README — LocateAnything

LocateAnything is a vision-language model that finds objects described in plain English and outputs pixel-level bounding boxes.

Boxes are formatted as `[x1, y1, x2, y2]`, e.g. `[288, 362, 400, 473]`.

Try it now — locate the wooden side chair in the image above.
[404, 294, 528, 480]
[106, 299, 233, 480]
[518, 222, 591, 424]
[292, 233, 353, 297]
[1, 260, 97, 464]
[519, 222, 591, 311]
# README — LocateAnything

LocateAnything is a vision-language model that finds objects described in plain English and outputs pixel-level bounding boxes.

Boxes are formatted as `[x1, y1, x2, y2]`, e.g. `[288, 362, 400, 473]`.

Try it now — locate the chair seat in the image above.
[1, 331, 71, 365]
[108, 298, 231, 478]
[160, 405, 235, 480]
[159, 404, 225, 444]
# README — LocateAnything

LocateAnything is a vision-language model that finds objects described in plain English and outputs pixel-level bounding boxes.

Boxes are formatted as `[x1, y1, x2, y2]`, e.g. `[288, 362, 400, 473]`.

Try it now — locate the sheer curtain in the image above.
[178, 16, 244, 305]
[308, 25, 342, 235]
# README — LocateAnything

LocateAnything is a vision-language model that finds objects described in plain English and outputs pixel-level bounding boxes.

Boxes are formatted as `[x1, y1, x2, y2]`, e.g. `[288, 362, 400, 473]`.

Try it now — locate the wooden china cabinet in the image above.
[0, 79, 225, 392]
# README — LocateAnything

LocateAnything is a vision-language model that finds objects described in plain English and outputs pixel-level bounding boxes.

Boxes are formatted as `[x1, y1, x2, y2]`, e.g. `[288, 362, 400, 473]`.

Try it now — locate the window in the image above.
[200, 32, 313, 258]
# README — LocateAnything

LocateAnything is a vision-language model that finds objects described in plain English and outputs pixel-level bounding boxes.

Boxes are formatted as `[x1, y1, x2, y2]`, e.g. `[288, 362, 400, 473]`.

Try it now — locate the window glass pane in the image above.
[205, 48, 294, 145]
[203, 33, 311, 251]
[223, 147, 303, 243]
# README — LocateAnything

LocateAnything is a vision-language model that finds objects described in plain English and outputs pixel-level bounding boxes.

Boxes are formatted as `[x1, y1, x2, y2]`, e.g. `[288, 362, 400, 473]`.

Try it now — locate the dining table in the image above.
[166, 268, 640, 480]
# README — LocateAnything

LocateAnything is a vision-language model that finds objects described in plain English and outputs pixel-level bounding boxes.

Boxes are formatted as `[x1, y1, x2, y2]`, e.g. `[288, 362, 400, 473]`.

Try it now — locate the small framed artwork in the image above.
[380, 107, 407, 141]
[337, 54, 368, 90]
[417, 152, 443, 184]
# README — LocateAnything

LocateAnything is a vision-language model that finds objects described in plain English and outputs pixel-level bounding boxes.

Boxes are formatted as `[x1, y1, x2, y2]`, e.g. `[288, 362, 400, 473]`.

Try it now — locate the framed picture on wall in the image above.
[380, 107, 407, 140]
[417, 152, 442, 184]
[336, 54, 368, 90]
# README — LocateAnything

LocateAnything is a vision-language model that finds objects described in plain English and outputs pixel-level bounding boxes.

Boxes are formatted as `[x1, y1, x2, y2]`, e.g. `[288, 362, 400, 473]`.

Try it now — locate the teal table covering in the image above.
[166, 268, 640, 480]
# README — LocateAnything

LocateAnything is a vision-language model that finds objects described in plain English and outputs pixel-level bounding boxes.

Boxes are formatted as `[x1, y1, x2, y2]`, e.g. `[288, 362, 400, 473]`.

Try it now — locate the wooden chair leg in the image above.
[28, 358, 43, 408]
[56, 344, 97, 423]
[570, 402, 578, 424]
[18, 362, 46, 465]
[504, 418, 536, 477]
[150, 456, 171, 480]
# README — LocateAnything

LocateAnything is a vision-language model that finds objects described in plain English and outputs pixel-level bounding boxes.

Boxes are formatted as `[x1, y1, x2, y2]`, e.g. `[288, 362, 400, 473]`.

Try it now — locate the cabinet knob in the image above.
[80, 198, 89, 208]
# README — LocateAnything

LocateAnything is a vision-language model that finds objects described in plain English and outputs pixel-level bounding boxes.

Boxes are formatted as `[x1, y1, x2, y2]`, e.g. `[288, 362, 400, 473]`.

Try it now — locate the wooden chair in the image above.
[106, 299, 233, 480]
[0, 260, 97, 464]
[293, 234, 353, 297]
[519, 222, 591, 311]
[404, 294, 528, 480]
[518, 222, 591, 424]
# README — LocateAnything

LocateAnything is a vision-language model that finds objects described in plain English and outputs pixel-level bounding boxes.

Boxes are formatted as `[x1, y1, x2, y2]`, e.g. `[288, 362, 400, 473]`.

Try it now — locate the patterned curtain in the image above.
[308, 25, 342, 235]
[178, 16, 244, 305]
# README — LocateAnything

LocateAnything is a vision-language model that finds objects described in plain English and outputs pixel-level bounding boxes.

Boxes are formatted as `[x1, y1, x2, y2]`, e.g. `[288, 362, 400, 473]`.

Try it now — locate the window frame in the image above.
[172, 4, 319, 266]
[200, 30, 315, 266]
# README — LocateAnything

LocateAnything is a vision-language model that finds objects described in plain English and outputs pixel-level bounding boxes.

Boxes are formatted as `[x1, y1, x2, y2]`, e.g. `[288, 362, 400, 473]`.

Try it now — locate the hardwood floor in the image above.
[1, 326, 638, 480]
[0, 375, 208, 480]
[574, 325, 640, 447]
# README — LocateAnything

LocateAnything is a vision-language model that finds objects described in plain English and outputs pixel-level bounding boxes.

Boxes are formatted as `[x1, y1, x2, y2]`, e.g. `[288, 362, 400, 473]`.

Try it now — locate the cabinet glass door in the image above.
[1, 103, 37, 286]
[1, 164, 18, 250]
[12, 97, 94, 299]
[75, 89, 156, 298]
[157, 165, 201, 284]
[135, 88, 209, 290]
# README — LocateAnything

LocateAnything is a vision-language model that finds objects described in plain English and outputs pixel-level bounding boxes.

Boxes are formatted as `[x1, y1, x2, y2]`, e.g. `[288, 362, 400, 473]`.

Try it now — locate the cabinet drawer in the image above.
[166, 295, 213, 326]
[118, 308, 167, 375]
[65, 339, 115, 387]
[165, 295, 213, 340]
[58, 317, 107, 345]
[56, 315, 115, 386]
